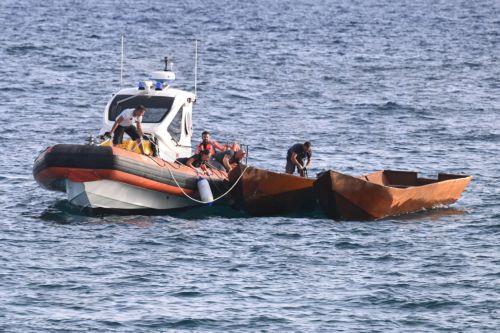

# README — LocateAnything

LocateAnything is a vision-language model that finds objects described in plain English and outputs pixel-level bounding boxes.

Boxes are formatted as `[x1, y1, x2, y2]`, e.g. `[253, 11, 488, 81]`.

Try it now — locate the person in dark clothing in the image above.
[285, 141, 312, 177]
[211, 149, 246, 172]
[185, 149, 211, 174]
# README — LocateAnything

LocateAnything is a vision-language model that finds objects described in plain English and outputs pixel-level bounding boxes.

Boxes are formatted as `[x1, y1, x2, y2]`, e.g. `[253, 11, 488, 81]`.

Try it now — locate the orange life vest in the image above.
[196, 142, 216, 156]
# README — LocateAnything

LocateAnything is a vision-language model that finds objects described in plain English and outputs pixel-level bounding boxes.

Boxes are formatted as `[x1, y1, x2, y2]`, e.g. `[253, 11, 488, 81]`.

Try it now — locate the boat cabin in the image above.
[100, 58, 195, 162]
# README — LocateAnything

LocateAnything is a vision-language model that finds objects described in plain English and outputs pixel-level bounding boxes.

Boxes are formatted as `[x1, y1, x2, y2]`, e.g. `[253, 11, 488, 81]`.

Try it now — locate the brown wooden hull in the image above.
[229, 165, 316, 216]
[314, 170, 472, 220]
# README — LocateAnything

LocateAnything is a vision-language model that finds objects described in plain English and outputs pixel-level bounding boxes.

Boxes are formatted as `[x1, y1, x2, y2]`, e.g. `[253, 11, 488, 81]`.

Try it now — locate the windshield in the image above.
[108, 95, 175, 123]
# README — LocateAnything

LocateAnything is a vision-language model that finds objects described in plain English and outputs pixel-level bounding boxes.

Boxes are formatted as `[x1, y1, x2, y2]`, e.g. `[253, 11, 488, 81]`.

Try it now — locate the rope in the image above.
[164, 163, 249, 204]
[206, 161, 227, 178]
[99, 138, 248, 204]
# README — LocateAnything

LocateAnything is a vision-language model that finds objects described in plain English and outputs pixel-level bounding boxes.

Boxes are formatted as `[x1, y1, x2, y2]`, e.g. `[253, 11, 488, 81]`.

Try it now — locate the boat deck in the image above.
[361, 170, 470, 189]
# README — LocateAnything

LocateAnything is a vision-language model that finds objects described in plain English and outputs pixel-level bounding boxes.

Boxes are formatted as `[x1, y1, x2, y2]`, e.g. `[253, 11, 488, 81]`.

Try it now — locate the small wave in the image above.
[172, 257, 196, 263]
[378, 101, 406, 111]
[400, 299, 461, 310]
[483, 223, 500, 231]
[371, 254, 395, 261]
[37, 283, 65, 289]
[0, 87, 26, 92]
[463, 62, 482, 68]
[272, 232, 302, 239]
[5, 44, 49, 55]
[97, 320, 123, 328]
[228, 263, 249, 272]
[165, 318, 218, 329]
[250, 244, 269, 252]
[137, 240, 164, 246]
[334, 240, 364, 249]
[460, 132, 500, 142]
[171, 291, 203, 298]
[249, 315, 291, 324]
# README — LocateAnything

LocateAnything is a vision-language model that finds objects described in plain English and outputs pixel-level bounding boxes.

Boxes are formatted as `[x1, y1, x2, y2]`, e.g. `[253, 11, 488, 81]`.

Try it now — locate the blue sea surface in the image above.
[0, 0, 499, 331]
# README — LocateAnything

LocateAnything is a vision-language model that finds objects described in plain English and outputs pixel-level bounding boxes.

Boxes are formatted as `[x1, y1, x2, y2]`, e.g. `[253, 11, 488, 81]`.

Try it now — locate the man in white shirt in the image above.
[106, 105, 147, 154]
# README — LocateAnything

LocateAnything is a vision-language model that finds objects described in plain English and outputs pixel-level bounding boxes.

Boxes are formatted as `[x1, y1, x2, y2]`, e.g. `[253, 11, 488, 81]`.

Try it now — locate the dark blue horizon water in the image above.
[1, 0, 499, 331]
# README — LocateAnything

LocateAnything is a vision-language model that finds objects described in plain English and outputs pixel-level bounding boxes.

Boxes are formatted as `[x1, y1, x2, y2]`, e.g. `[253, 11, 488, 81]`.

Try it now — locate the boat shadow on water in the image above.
[388, 206, 468, 223]
[38, 200, 467, 225]
[39, 200, 251, 223]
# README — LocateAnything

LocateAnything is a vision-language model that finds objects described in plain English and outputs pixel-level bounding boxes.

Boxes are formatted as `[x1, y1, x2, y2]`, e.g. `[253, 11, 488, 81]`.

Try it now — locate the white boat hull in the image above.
[66, 179, 197, 210]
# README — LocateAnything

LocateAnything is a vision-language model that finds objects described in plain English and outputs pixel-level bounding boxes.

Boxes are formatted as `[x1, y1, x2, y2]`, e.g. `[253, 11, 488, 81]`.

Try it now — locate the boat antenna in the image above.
[164, 56, 169, 70]
[194, 39, 198, 99]
[120, 35, 124, 87]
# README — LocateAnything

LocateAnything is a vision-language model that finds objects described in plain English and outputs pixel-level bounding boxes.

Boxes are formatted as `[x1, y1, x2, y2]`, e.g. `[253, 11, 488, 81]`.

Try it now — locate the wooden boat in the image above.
[314, 170, 472, 220]
[229, 165, 316, 216]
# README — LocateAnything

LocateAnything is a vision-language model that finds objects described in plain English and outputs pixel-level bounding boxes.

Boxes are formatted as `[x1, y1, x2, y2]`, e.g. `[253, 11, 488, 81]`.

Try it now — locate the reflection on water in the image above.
[39, 200, 94, 224]
[39, 200, 155, 226]
[39, 199, 469, 224]
[391, 207, 468, 222]
[39, 200, 250, 224]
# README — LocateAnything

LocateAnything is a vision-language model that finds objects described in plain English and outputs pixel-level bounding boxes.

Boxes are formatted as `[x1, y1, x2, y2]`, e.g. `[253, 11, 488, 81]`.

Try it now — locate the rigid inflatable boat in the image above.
[33, 58, 230, 210]
[34, 144, 229, 210]
[314, 170, 472, 220]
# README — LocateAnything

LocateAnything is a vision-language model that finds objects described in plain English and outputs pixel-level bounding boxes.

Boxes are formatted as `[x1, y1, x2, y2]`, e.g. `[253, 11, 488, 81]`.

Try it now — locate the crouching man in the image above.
[212, 149, 246, 172]
[285, 141, 312, 177]
[106, 105, 147, 154]
[185, 149, 211, 175]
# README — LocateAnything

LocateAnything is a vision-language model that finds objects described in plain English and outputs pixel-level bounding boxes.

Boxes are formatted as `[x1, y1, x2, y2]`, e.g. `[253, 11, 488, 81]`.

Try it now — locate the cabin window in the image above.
[169, 108, 182, 142]
[108, 95, 175, 123]
[184, 109, 191, 136]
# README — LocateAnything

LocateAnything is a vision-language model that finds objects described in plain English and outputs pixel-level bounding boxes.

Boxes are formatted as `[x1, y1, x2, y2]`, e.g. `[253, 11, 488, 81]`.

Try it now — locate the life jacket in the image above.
[196, 141, 216, 156]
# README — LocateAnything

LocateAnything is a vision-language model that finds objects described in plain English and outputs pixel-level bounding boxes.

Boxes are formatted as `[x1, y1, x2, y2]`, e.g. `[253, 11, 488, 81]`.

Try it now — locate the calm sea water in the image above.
[1, 0, 499, 331]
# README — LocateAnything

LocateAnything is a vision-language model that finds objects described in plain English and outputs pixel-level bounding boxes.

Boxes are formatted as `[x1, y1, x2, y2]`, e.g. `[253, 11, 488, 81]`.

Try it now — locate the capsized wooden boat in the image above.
[229, 165, 316, 216]
[314, 170, 472, 220]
